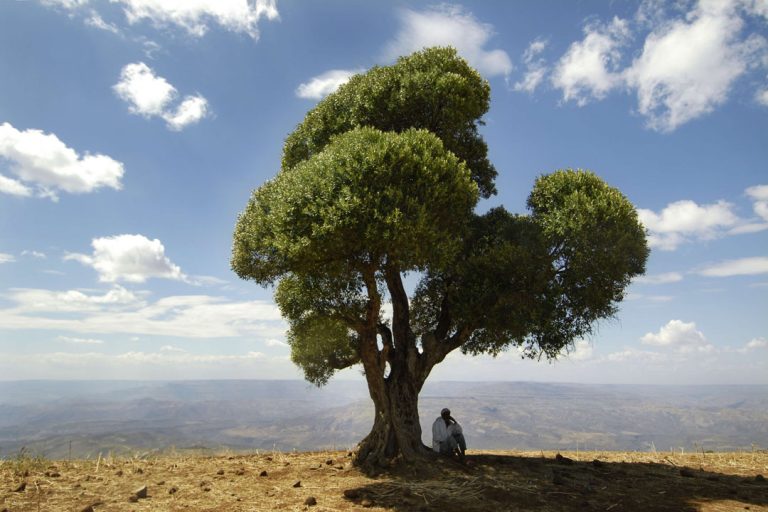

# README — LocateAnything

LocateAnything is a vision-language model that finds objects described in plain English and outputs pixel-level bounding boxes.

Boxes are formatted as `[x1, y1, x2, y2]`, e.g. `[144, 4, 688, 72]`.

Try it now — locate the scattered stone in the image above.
[343, 489, 360, 500]
[13, 482, 27, 492]
[156, 480, 165, 485]
[169, 486, 178, 495]
[361, 498, 373, 507]
[260, 470, 268, 477]
[199, 480, 211, 488]
[235, 468, 246, 476]
[335, 465, 344, 470]
[266, 456, 273, 461]
[217, 469, 225, 475]
[555, 453, 574, 465]
[680, 468, 696, 478]
[45, 471, 61, 477]
[325, 459, 334, 465]
[115, 470, 123, 476]
[292, 480, 302, 488]
[80, 506, 95, 512]
[203, 487, 211, 492]
[128, 495, 139, 503]
[304, 496, 317, 506]
[134, 485, 148, 499]
[756, 474, 765, 482]
[135, 468, 144, 474]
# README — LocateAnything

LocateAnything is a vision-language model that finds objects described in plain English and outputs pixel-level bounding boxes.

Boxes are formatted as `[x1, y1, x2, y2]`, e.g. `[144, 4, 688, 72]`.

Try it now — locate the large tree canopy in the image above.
[232, 47, 649, 467]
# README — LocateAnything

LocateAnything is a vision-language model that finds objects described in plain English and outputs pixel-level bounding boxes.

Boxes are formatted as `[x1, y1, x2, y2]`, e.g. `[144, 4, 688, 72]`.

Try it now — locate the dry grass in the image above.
[1, 449, 766, 511]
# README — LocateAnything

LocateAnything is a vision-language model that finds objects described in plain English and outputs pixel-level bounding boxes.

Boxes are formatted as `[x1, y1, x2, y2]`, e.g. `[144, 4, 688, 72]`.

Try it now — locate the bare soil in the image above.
[2, 450, 766, 511]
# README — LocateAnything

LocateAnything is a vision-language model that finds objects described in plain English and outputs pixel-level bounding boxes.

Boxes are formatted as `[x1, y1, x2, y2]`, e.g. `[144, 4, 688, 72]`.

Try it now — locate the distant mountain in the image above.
[0, 380, 765, 459]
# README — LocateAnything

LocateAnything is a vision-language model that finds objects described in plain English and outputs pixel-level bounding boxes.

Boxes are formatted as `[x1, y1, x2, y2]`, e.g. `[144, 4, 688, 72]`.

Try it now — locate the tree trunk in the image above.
[354, 363, 432, 469]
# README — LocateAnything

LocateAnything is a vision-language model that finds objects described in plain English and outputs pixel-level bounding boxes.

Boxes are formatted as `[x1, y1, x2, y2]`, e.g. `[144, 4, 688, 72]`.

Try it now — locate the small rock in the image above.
[756, 474, 765, 482]
[128, 495, 139, 503]
[217, 469, 225, 475]
[45, 471, 61, 478]
[260, 470, 268, 477]
[343, 489, 360, 500]
[361, 498, 373, 507]
[293, 480, 302, 488]
[325, 459, 334, 465]
[199, 480, 211, 488]
[235, 468, 245, 476]
[555, 453, 574, 465]
[135, 468, 144, 474]
[13, 482, 27, 492]
[134, 485, 148, 499]
[304, 496, 317, 506]
[680, 468, 696, 478]
[80, 506, 95, 512]
[115, 470, 123, 476]
[169, 486, 178, 495]
[266, 456, 273, 461]
[203, 487, 211, 492]
[156, 480, 165, 485]
[335, 465, 344, 470]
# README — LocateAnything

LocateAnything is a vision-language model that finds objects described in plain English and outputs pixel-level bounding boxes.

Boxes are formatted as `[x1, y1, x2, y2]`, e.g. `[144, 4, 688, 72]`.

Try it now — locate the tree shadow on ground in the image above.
[343, 453, 768, 512]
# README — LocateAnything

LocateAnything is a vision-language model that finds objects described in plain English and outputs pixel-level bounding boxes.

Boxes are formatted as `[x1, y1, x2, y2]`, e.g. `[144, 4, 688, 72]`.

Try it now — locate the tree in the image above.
[232, 47, 649, 468]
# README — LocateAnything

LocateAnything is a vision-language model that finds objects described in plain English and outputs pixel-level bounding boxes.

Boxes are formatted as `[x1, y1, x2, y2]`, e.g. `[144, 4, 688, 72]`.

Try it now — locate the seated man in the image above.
[432, 407, 466, 461]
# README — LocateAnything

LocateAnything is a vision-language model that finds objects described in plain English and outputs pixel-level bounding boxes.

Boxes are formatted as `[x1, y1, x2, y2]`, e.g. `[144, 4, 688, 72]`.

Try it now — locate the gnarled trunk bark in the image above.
[354, 363, 432, 468]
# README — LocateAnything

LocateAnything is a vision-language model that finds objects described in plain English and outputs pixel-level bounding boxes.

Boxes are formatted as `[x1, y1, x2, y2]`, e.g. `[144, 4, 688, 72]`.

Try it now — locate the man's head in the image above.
[441, 408, 450, 418]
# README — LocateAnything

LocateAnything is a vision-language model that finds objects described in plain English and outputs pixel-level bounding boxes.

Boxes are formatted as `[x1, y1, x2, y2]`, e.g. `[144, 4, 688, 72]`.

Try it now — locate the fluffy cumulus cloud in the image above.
[65, 234, 187, 283]
[528, 0, 768, 131]
[638, 199, 740, 250]
[746, 184, 768, 222]
[552, 17, 630, 105]
[697, 256, 768, 277]
[385, 4, 512, 78]
[114, 62, 209, 130]
[0, 253, 15, 264]
[624, 0, 766, 132]
[8, 286, 144, 312]
[641, 319, 715, 353]
[42, 0, 279, 40]
[296, 69, 362, 100]
[0, 122, 124, 200]
[514, 39, 549, 94]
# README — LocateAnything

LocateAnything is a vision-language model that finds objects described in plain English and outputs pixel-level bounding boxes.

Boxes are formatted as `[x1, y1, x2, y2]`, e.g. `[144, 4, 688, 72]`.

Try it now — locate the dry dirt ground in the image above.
[2, 450, 766, 511]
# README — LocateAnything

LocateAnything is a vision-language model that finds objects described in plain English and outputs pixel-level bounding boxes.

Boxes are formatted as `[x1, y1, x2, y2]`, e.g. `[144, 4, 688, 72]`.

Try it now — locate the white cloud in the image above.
[21, 250, 46, 259]
[296, 69, 362, 100]
[745, 337, 767, 350]
[514, 39, 549, 93]
[85, 11, 120, 33]
[42, 0, 279, 40]
[113, 62, 210, 130]
[117, 0, 278, 39]
[0, 289, 285, 339]
[265, 338, 288, 348]
[0, 174, 33, 197]
[385, 5, 512, 78]
[552, 17, 630, 106]
[746, 184, 768, 222]
[57, 335, 104, 345]
[65, 234, 187, 283]
[0, 122, 124, 200]
[758, 85, 768, 105]
[697, 256, 768, 277]
[8, 286, 144, 312]
[638, 199, 740, 250]
[568, 339, 593, 361]
[634, 272, 683, 284]
[600, 347, 667, 363]
[624, 1, 762, 131]
[163, 95, 209, 131]
[641, 319, 714, 353]
[0, 253, 15, 264]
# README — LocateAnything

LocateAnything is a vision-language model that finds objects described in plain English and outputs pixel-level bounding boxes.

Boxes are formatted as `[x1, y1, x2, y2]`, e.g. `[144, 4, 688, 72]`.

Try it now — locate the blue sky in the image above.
[0, 0, 766, 384]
